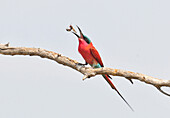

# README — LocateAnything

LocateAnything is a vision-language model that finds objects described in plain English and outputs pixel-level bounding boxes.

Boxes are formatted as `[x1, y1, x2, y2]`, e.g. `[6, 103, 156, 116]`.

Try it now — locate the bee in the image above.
[66, 25, 77, 33]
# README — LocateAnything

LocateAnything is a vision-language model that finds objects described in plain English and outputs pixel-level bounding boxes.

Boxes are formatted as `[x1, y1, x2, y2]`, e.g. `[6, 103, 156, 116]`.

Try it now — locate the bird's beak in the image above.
[76, 25, 84, 39]
[72, 32, 80, 38]
[71, 25, 84, 39]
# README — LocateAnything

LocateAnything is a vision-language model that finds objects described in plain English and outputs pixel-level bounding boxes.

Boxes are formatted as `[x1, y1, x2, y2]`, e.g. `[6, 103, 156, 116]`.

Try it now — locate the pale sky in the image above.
[0, 0, 170, 118]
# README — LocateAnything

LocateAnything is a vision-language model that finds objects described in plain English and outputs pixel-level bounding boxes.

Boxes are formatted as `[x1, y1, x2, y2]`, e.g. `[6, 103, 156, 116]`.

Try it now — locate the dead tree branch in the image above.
[0, 43, 170, 96]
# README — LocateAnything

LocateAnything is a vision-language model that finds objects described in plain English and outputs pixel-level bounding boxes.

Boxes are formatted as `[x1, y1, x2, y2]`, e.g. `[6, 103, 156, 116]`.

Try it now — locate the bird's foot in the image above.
[77, 63, 86, 66]
[77, 62, 88, 67]
[76, 63, 87, 71]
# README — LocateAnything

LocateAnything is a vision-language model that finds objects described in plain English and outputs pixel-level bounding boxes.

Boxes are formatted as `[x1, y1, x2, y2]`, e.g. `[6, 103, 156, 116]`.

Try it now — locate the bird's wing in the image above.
[90, 47, 104, 67]
[90, 46, 112, 79]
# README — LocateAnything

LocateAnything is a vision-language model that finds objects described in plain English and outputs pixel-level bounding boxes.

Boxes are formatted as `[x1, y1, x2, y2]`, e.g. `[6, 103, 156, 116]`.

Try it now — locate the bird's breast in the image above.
[78, 43, 98, 66]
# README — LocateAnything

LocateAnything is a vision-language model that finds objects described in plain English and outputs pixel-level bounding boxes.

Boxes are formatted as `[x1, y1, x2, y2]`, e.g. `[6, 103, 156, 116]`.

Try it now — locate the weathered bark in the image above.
[0, 43, 170, 96]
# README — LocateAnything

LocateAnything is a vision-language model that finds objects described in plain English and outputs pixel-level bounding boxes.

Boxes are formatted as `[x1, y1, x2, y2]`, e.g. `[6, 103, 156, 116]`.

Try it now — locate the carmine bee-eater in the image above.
[71, 26, 133, 111]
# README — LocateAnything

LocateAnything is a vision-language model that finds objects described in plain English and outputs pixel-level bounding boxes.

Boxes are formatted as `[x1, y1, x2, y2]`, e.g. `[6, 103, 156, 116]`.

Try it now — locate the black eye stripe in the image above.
[83, 36, 90, 44]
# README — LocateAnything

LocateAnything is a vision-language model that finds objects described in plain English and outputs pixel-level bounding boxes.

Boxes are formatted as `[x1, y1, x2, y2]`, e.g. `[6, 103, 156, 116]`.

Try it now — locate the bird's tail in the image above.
[102, 75, 134, 111]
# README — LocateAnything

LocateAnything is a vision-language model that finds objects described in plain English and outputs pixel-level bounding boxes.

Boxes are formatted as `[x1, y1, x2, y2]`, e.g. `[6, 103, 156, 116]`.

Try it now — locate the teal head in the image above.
[72, 26, 91, 44]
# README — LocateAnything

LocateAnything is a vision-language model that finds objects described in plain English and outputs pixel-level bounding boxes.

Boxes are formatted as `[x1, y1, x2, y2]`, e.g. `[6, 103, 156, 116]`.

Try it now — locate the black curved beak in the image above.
[72, 32, 80, 38]
[76, 25, 84, 38]
[72, 25, 83, 38]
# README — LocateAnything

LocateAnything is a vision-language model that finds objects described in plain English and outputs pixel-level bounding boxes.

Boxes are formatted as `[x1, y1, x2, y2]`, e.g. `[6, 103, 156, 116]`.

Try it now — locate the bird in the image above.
[71, 25, 133, 111]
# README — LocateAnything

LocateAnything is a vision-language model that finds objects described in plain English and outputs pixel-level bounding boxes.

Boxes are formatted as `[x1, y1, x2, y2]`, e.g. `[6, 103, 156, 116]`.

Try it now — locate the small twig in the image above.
[125, 77, 134, 84]
[156, 86, 170, 96]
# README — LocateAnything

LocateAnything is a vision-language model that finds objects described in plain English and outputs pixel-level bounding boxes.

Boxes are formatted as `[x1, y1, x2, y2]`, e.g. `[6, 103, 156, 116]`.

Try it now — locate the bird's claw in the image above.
[77, 63, 86, 66]
[76, 63, 87, 71]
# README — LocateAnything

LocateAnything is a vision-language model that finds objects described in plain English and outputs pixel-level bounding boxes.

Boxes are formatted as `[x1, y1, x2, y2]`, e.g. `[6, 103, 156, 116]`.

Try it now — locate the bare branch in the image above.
[0, 43, 170, 96]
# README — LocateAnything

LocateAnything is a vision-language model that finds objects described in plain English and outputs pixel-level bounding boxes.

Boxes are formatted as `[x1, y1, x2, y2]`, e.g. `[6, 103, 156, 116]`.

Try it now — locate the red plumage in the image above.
[72, 26, 133, 111]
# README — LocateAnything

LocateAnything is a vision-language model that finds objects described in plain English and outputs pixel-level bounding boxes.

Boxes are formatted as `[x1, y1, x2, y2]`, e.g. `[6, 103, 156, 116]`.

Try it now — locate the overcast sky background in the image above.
[0, 0, 170, 118]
